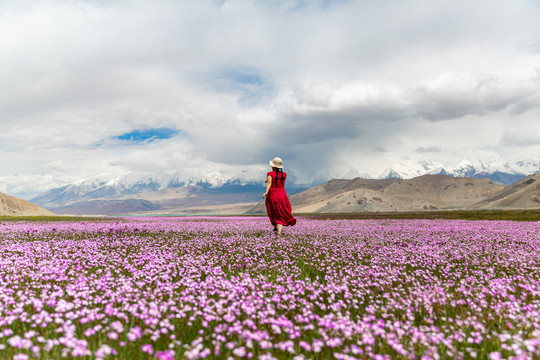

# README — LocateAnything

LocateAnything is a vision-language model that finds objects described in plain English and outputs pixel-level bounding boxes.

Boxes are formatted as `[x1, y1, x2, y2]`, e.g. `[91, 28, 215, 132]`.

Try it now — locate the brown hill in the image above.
[247, 175, 506, 214]
[473, 173, 540, 209]
[0, 192, 57, 216]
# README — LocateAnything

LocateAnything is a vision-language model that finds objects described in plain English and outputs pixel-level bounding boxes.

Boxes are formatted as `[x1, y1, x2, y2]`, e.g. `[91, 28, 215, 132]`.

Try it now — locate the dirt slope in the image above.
[473, 173, 540, 209]
[0, 192, 57, 216]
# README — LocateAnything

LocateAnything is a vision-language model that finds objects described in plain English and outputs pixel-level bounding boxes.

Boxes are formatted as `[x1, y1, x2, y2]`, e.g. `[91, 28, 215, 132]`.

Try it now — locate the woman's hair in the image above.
[275, 168, 284, 183]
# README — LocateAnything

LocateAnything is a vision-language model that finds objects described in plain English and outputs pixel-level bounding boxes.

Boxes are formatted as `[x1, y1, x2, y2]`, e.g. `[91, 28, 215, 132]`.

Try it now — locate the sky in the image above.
[2, 0, 540, 199]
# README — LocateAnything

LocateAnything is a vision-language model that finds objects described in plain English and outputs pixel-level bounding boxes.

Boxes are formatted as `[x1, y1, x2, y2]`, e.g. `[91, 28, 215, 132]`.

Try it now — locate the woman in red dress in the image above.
[262, 157, 296, 234]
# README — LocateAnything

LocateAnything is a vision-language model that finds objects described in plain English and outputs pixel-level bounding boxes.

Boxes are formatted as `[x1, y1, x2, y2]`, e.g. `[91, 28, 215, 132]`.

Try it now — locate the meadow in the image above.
[0, 216, 539, 359]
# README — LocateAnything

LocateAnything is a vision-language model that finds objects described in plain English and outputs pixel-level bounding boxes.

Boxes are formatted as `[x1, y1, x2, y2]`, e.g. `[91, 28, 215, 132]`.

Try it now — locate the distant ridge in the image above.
[473, 173, 540, 209]
[247, 174, 519, 214]
[0, 192, 56, 216]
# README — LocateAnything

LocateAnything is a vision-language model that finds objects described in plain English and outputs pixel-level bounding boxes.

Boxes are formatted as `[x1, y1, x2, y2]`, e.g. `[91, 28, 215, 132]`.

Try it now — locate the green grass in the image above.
[297, 209, 540, 221]
[3, 210, 540, 223]
[0, 215, 120, 222]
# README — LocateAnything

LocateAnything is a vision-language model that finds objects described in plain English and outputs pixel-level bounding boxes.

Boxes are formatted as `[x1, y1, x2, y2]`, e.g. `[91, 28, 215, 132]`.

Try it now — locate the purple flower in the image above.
[156, 350, 175, 360]
[13, 354, 29, 360]
[141, 344, 153, 354]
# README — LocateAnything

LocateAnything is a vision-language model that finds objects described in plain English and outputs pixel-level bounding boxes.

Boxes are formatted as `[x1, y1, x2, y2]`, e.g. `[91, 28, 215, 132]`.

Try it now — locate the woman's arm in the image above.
[262, 175, 272, 198]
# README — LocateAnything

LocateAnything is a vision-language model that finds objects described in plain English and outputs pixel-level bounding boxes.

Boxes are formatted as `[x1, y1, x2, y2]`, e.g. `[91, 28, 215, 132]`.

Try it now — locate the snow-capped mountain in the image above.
[31, 169, 312, 210]
[341, 168, 371, 180]
[377, 168, 403, 180]
[31, 170, 259, 206]
[373, 158, 540, 184]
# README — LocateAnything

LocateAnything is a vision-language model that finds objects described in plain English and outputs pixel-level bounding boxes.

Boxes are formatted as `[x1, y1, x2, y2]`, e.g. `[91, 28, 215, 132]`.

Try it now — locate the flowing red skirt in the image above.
[265, 188, 296, 226]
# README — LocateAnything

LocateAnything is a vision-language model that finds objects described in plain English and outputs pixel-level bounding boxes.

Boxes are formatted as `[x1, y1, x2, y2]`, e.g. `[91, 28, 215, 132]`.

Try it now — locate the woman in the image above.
[262, 157, 296, 234]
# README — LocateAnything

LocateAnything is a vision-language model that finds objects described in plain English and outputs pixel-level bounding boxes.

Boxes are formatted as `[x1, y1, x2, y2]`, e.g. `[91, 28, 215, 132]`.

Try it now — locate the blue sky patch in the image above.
[225, 69, 265, 86]
[115, 128, 179, 143]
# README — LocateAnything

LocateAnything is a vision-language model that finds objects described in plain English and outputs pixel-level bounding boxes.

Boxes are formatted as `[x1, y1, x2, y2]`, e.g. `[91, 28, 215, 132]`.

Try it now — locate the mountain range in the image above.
[28, 158, 540, 215]
[4, 172, 539, 217]
[29, 170, 308, 216]
[371, 158, 540, 185]
[248, 173, 540, 214]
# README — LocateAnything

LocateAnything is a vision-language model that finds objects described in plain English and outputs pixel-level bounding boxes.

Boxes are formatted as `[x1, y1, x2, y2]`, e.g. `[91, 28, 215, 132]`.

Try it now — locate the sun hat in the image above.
[269, 157, 283, 169]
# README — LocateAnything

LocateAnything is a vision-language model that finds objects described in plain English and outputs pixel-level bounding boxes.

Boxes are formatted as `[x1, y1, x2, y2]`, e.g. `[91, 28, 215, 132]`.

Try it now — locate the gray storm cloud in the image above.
[1, 0, 540, 198]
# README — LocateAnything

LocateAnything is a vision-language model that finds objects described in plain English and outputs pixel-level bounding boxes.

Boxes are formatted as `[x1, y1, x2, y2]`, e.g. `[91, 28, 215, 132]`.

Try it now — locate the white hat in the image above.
[269, 157, 283, 169]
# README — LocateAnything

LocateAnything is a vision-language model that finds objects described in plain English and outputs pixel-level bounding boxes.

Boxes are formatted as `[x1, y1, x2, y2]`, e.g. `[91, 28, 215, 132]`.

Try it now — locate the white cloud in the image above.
[2, 0, 540, 198]
[500, 129, 540, 147]
[415, 146, 442, 153]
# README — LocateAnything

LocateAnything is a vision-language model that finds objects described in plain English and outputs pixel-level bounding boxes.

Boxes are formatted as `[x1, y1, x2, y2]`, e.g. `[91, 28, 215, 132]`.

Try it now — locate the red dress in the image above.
[265, 171, 296, 227]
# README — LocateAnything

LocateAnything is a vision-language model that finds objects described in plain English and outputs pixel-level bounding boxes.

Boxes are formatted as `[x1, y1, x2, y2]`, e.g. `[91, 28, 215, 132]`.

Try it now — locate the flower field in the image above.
[0, 217, 539, 359]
